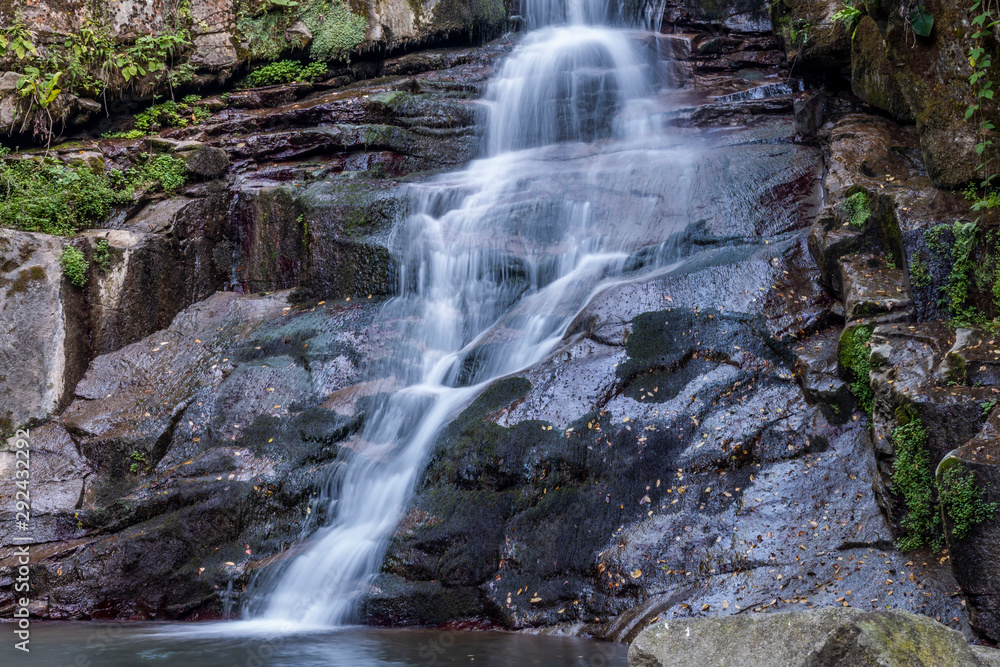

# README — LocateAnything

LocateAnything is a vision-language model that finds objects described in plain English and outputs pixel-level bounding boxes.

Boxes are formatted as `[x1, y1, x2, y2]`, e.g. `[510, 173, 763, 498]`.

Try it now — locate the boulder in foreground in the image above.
[628, 607, 1000, 667]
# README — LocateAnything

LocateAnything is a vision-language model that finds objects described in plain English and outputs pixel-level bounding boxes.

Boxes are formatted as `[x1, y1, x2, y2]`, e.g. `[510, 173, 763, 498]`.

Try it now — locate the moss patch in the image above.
[938, 463, 997, 540]
[838, 324, 873, 417]
[842, 191, 872, 229]
[891, 410, 940, 551]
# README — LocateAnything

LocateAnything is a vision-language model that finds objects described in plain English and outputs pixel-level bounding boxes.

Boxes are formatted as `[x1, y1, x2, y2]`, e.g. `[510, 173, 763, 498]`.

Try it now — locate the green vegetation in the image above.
[135, 154, 188, 193]
[908, 5, 934, 38]
[943, 220, 979, 322]
[0, 153, 132, 235]
[0, 150, 187, 236]
[105, 98, 211, 138]
[939, 464, 997, 540]
[967, 1, 998, 187]
[839, 324, 874, 417]
[891, 413, 940, 551]
[303, 0, 367, 62]
[983, 398, 997, 415]
[1, 16, 192, 142]
[93, 239, 112, 273]
[892, 412, 998, 550]
[129, 450, 148, 474]
[910, 253, 932, 287]
[842, 191, 871, 228]
[831, 2, 863, 36]
[242, 60, 327, 88]
[58, 245, 88, 287]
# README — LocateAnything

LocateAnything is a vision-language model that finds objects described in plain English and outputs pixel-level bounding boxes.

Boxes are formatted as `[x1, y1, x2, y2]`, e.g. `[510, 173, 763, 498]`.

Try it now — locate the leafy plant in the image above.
[891, 414, 940, 551]
[242, 59, 328, 88]
[831, 2, 863, 36]
[58, 245, 89, 287]
[909, 5, 934, 38]
[135, 154, 188, 193]
[968, 1, 999, 188]
[93, 239, 113, 273]
[842, 190, 871, 228]
[839, 325, 874, 417]
[129, 449, 148, 474]
[939, 465, 997, 539]
[910, 253, 932, 287]
[941, 220, 979, 323]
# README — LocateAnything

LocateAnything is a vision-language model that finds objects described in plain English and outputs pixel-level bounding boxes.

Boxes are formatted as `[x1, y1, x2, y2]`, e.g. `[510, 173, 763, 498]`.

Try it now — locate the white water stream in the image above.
[249, 0, 691, 626]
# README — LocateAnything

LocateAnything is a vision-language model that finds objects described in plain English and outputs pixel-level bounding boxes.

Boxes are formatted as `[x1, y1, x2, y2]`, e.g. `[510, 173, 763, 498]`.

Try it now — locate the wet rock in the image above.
[0, 290, 394, 619]
[938, 406, 1000, 639]
[0, 232, 89, 432]
[284, 21, 313, 49]
[850, 16, 912, 122]
[792, 330, 853, 424]
[184, 145, 231, 179]
[0, 423, 91, 546]
[839, 254, 912, 322]
[770, 0, 851, 71]
[628, 608, 998, 667]
[807, 188, 904, 298]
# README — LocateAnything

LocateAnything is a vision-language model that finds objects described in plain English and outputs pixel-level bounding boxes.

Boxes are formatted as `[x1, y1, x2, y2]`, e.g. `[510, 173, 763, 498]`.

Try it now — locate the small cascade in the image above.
[248, 0, 693, 626]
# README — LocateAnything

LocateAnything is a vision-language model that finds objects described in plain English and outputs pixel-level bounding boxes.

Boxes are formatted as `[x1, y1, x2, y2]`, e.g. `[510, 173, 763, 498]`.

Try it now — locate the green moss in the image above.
[842, 191, 872, 228]
[839, 324, 874, 417]
[939, 464, 997, 540]
[58, 245, 88, 287]
[944, 350, 968, 386]
[891, 411, 940, 551]
[304, 0, 367, 63]
[2, 265, 45, 294]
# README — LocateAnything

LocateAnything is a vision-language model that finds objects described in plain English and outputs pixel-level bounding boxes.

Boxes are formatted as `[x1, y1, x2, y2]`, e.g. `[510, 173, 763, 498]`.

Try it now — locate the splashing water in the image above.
[248, 0, 692, 627]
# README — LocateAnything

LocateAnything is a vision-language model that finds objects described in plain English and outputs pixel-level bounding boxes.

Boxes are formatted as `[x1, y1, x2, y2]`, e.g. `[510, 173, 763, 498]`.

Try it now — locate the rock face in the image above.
[628, 608, 1000, 667]
[777, 0, 996, 189]
[0, 0, 508, 139]
[0, 232, 89, 432]
[0, 0, 998, 653]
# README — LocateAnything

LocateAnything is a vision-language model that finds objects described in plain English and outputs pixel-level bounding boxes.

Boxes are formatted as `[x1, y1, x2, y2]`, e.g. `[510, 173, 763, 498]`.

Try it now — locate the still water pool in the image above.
[0, 623, 627, 666]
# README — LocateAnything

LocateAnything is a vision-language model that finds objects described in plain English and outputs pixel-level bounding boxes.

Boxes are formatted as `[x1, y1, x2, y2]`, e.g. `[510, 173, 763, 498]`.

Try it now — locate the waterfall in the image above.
[248, 0, 691, 627]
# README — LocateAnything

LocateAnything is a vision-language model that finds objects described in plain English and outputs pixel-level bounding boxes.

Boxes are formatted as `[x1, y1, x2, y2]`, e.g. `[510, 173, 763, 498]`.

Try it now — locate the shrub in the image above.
[0, 152, 187, 236]
[135, 154, 188, 193]
[242, 59, 328, 88]
[304, 0, 367, 62]
[58, 245, 89, 287]
[0, 157, 133, 236]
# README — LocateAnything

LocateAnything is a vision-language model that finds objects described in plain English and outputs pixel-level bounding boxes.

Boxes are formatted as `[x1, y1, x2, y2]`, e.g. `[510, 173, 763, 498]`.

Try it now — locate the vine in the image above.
[968, 1, 1000, 193]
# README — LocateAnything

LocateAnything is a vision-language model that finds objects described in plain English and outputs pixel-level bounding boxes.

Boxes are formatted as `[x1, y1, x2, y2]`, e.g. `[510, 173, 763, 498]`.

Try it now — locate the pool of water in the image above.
[0, 623, 628, 666]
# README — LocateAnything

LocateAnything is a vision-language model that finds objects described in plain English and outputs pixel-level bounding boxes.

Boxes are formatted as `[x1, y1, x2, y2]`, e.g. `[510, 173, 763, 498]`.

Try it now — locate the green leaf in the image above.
[909, 6, 934, 37]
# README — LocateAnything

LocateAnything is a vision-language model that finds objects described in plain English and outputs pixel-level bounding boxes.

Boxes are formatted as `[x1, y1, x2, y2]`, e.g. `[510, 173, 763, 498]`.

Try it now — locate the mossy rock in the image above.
[851, 16, 913, 122]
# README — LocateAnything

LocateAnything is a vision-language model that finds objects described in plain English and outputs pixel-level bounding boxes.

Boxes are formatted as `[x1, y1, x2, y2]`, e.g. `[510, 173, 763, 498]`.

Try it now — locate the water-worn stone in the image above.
[0, 231, 89, 432]
[0, 290, 396, 618]
[628, 608, 1000, 667]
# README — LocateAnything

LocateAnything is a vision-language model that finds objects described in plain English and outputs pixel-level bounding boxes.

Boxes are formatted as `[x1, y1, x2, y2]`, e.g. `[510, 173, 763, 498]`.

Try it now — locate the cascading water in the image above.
[248, 0, 692, 626]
